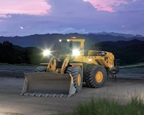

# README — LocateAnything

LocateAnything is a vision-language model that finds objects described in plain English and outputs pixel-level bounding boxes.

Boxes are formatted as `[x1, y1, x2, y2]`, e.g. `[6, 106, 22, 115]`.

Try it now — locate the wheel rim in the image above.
[77, 73, 81, 86]
[95, 71, 103, 83]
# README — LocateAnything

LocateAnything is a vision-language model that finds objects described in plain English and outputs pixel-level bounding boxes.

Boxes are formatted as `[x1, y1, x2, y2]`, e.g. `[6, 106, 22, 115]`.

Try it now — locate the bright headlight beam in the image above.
[43, 49, 51, 56]
[59, 39, 62, 42]
[67, 39, 70, 42]
[72, 49, 80, 56]
[88, 58, 92, 62]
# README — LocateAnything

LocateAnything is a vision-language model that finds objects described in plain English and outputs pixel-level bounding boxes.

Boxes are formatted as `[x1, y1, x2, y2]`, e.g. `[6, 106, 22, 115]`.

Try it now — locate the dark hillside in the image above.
[94, 39, 144, 65]
[0, 39, 144, 65]
[0, 41, 41, 65]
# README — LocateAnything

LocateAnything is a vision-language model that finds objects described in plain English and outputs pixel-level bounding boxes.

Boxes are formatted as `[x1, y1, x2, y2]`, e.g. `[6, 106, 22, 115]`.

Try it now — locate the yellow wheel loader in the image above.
[21, 37, 119, 97]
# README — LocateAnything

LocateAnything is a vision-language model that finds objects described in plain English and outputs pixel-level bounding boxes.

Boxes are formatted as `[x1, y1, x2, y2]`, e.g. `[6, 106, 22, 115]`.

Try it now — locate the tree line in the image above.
[0, 40, 144, 65]
[94, 39, 144, 65]
[0, 41, 42, 65]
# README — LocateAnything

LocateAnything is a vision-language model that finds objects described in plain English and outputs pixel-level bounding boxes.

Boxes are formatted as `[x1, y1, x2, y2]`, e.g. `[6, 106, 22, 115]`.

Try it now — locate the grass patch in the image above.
[125, 97, 144, 115]
[58, 97, 144, 115]
[73, 98, 123, 115]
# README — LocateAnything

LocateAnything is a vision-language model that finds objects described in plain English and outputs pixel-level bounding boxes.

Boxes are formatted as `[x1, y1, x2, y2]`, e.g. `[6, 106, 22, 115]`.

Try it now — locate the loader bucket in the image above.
[21, 72, 76, 97]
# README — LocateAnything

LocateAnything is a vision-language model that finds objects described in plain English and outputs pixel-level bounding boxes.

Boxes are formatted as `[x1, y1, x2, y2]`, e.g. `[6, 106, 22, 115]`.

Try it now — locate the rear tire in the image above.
[66, 67, 83, 92]
[35, 66, 47, 72]
[85, 65, 106, 88]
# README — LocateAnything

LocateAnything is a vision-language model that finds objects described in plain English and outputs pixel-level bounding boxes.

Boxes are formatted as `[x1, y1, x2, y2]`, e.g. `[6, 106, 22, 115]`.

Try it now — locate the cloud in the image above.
[0, 0, 144, 36]
[0, 14, 8, 18]
[48, 27, 87, 34]
[121, 25, 125, 28]
[0, 0, 51, 18]
[132, 0, 137, 2]
[0, 14, 11, 18]
[60, 27, 86, 34]
[83, 0, 128, 12]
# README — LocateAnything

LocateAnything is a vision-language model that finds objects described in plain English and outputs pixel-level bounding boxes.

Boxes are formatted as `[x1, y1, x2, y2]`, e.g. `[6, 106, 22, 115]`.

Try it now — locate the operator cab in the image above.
[58, 37, 85, 56]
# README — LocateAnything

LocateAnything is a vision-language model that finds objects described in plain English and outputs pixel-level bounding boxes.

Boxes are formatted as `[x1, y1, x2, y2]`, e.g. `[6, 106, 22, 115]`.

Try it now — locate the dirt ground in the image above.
[0, 65, 144, 115]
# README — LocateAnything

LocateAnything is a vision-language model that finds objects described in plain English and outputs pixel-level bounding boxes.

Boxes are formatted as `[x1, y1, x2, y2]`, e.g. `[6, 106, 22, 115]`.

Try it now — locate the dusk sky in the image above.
[0, 0, 144, 36]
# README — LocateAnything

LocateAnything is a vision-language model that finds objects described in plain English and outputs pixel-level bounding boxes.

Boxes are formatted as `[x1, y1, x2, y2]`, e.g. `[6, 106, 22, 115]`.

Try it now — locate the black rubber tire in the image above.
[35, 66, 47, 72]
[66, 66, 83, 92]
[85, 65, 107, 88]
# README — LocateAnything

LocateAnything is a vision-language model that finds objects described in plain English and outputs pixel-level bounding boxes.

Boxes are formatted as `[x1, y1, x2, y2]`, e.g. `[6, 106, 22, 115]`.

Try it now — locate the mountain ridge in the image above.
[0, 33, 144, 47]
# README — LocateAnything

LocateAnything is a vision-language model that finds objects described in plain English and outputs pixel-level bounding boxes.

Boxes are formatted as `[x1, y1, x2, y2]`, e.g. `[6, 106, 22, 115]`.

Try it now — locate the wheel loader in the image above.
[21, 37, 119, 97]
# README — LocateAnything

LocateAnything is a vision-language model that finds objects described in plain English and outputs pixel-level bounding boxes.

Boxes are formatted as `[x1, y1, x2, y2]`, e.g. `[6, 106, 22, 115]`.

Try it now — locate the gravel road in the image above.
[0, 65, 144, 115]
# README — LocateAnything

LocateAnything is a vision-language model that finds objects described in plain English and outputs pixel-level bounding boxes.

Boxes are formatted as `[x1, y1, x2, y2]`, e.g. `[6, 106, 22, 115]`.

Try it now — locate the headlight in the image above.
[72, 49, 80, 56]
[59, 39, 62, 42]
[88, 58, 92, 62]
[67, 39, 70, 42]
[43, 49, 51, 56]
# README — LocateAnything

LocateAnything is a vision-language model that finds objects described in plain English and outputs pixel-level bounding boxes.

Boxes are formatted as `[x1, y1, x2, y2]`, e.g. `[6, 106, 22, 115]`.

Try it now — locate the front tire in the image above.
[66, 67, 83, 92]
[85, 65, 106, 88]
